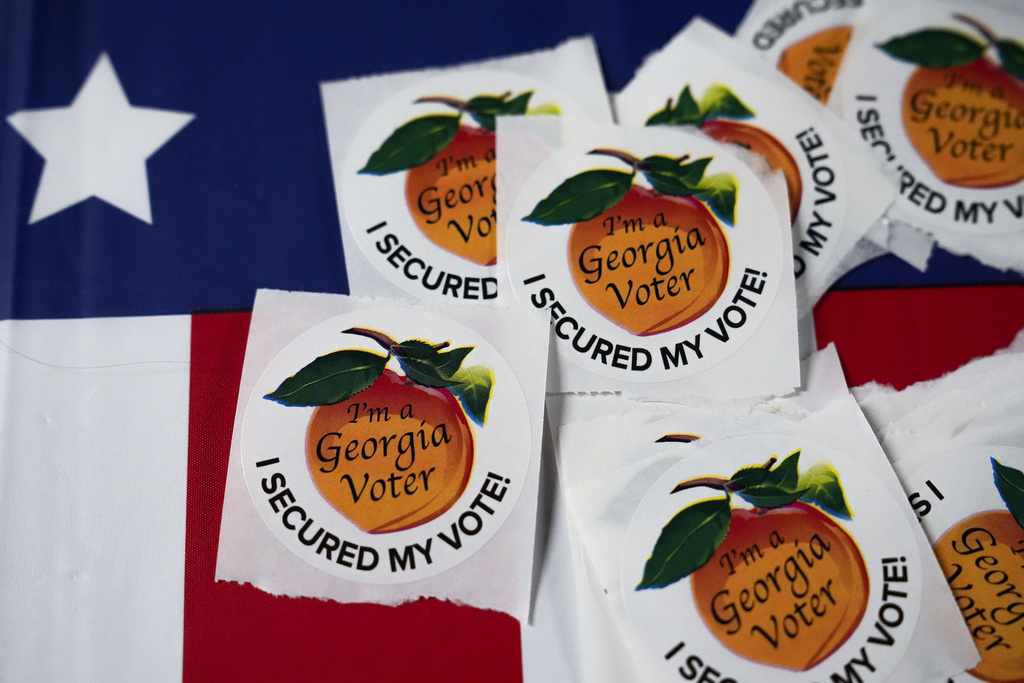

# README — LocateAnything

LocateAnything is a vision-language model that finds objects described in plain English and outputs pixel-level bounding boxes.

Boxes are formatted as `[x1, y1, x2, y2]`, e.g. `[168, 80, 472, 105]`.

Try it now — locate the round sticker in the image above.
[901, 445, 1024, 683]
[505, 126, 784, 383]
[340, 69, 590, 304]
[840, 2, 1024, 235]
[241, 307, 531, 584]
[614, 41, 851, 283]
[735, 2, 863, 104]
[620, 435, 921, 681]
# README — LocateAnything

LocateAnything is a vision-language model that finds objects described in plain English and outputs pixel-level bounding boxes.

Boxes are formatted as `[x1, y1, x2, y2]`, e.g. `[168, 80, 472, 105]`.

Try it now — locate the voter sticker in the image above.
[621, 435, 921, 681]
[840, 2, 1024, 236]
[340, 70, 588, 304]
[505, 125, 784, 384]
[901, 445, 1024, 683]
[240, 306, 531, 584]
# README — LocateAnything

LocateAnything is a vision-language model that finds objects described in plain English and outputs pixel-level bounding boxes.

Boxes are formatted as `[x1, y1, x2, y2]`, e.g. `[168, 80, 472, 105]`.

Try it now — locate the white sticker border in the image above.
[840, 1, 1024, 236]
[620, 434, 923, 682]
[737, 0, 864, 66]
[340, 69, 593, 304]
[615, 37, 851, 285]
[240, 306, 532, 585]
[505, 126, 785, 383]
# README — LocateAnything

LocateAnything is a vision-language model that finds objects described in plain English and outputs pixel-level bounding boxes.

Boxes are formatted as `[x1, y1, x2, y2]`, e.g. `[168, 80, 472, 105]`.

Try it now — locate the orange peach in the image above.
[690, 502, 869, 671]
[777, 25, 853, 104]
[404, 126, 497, 265]
[305, 369, 473, 534]
[935, 510, 1024, 683]
[903, 58, 1024, 188]
[701, 119, 803, 223]
[568, 185, 730, 336]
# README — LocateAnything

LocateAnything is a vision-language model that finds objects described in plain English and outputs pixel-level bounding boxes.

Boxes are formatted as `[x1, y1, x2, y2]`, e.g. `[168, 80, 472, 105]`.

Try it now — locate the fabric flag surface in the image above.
[2, 1, 1023, 682]
[0, 3, 752, 680]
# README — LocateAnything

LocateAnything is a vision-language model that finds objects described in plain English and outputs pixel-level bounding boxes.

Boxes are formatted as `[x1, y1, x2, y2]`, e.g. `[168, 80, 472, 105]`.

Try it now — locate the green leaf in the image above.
[638, 497, 732, 589]
[396, 356, 459, 388]
[700, 84, 755, 121]
[669, 85, 703, 125]
[264, 349, 387, 406]
[728, 464, 772, 490]
[394, 339, 436, 357]
[450, 365, 494, 425]
[500, 91, 533, 115]
[639, 156, 682, 175]
[646, 85, 702, 127]
[395, 355, 454, 389]
[527, 102, 561, 116]
[466, 91, 534, 130]
[736, 484, 808, 509]
[433, 346, 474, 378]
[394, 340, 473, 381]
[992, 458, 1024, 530]
[643, 174, 695, 198]
[523, 169, 634, 225]
[676, 86, 702, 121]
[360, 114, 460, 174]
[877, 29, 985, 68]
[996, 39, 1024, 82]
[797, 463, 852, 519]
[694, 172, 737, 226]
[646, 106, 678, 127]
[764, 451, 800, 491]
[466, 95, 507, 130]
[640, 156, 711, 197]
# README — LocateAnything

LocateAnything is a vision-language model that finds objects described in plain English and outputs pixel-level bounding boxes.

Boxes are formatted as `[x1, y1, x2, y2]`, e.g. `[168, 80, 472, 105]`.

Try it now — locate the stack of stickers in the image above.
[214, 2, 1024, 681]
[739, 0, 1024, 274]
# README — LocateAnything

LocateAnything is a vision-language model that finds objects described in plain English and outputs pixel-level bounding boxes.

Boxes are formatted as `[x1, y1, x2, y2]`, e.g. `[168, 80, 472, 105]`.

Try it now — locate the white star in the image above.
[6, 53, 194, 224]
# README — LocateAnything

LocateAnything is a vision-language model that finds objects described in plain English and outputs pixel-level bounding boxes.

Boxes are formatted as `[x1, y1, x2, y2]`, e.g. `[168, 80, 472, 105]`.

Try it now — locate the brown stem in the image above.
[344, 327, 398, 351]
[656, 433, 701, 444]
[671, 476, 730, 494]
[670, 456, 777, 494]
[588, 149, 694, 176]
[343, 327, 450, 357]
[415, 91, 513, 113]
[588, 148, 642, 170]
[954, 13, 998, 46]
[414, 95, 468, 111]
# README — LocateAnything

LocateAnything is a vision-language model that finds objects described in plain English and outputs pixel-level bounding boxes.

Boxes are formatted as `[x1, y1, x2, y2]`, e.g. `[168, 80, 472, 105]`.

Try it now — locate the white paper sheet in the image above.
[614, 17, 895, 313]
[216, 289, 549, 620]
[321, 36, 614, 306]
[0, 316, 191, 683]
[498, 116, 802, 400]
[563, 395, 979, 682]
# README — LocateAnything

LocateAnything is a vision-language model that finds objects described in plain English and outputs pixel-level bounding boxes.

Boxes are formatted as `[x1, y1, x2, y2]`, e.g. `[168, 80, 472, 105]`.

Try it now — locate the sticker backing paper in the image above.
[501, 119, 800, 398]
[321, 37, 614, 305]
[216, 289, 548, 619]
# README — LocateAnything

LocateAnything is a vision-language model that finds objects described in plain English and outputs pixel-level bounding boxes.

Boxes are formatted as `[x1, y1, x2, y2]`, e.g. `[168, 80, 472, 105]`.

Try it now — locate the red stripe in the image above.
[814, 284, 1024, 390]
[184, 311, 522, 682]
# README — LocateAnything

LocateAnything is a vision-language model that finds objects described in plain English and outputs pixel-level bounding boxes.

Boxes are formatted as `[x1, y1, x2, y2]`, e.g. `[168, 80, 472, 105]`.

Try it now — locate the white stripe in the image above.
[0, 316, 190, 682]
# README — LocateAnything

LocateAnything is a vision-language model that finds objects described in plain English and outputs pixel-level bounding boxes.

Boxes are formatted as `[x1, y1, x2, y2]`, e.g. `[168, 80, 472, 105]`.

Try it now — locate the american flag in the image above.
[2, 1, 1022, 681]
